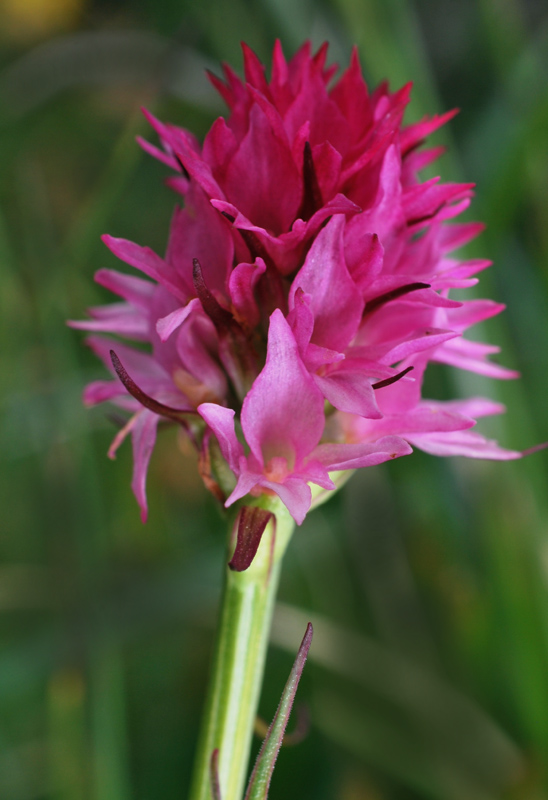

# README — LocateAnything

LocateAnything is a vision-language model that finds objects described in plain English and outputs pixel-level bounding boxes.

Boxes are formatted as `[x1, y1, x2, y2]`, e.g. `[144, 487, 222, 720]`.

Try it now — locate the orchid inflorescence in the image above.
[72, 41, 521, 528]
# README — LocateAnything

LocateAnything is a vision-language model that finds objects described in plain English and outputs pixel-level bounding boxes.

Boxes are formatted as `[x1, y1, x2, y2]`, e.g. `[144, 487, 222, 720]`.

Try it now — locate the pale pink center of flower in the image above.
[263, 456, 291, 483]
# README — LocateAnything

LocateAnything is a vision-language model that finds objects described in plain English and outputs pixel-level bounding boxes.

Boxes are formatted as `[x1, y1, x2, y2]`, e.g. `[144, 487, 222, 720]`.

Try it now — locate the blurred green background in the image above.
[1, 0, 548, 798]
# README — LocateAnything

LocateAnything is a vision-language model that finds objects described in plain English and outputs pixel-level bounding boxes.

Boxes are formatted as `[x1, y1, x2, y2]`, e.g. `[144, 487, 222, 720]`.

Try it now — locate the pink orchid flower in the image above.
[199, 310, 411, 524]
[71, 41, 527, 526]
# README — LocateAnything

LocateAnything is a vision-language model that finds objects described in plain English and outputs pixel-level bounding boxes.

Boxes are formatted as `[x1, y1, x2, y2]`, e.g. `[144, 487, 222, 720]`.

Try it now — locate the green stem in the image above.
[188, 500, 295, 800]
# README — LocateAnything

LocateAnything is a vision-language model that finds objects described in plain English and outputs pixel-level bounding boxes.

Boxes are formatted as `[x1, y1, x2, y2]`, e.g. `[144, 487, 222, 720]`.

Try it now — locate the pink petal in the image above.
[165, 176, 190, 195]
[241, 309, 325, 466]
[242, 42, 270, 96]
[406, 430, 521, 460]
[271, 39, 288, 92]
[399, 109, 458, 155]
[330, 47, 372, 143]
[156, 298, 201, 342]
[225, 466, 263, 507]
[433, 337, 519, 379]
[202, 117, 238, 181]
[85, 336, 171, 391]
[261, 477, 312, 526]
[311, 140, 342, 203]
[136, 135, 181, 171]
[403, 179, 474, 225]
[83, 380, 124, 405]
[69, 303, 149, 339]
[445, 299, 507, 331]
[197, 403, 244, 472]
[225, 103, 301, 234]
[313, 436, 413, 471]
[290, 215, 363, 351]
[304, 343, 345, 371]
[142, 109, 224, 200]
[314, 370, 382, 418]
[131, 409, 160, 523]
[228, 258, 266, 328]
[175, 309, 228, 402]
[211, 194, 359, 276]
[350, 403, 476, 441]
[439, 222, 485, 253]
[286, 287, 314, 355]
[346, 233, 384, 291]
[363, 275, 462, 310]
[102, 235, 187, 303]
[429, 397, 506, 418]
[368, 328, 459, 364]
[284, 61, 350, 157]
[95, 269, 156, 308]
[403, 146, 445, 175]
[344, 144, 404, 239]
[166, 185, 233, 297]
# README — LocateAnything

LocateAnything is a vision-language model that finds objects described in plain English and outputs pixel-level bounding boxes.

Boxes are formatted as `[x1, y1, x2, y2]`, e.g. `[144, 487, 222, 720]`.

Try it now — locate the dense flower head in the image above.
[71, 41, 521, 525]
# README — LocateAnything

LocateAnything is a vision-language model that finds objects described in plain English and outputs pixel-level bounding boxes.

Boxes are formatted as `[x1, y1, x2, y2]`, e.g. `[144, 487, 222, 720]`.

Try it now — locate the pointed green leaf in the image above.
[244, 623, 313, 800]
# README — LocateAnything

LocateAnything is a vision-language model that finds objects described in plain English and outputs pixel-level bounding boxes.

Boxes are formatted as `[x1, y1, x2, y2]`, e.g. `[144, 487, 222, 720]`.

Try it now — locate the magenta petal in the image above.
[313, 436, 412, 471]
[433, 337, 519, 379]
[228, 259, 266, 328]
[166, 186, 234, 297]
[439, 222, 486, 252]
[69, 303, 149, 339]
[102, 235, 187, 304]
[241, 310, 325, 465]
[347, 233, 384, 291]
[304, 343, 345, 371]
[175, 309, 228, 402]
[403, 178, 474, 224]
[156, 298, 201, 342]
[225, 467, 263, 508]
[400, 109, 458, 155]
[142, 108, 224, 200]
[262, 477, 313, 526]
[202, 117, 238, 179]
[242, 42, 270, 96]
[287, 287, 314, 355]
[198, 403, 244, 472]
[290, 215, 363, 351]
[314, 370, 382, 418]
[298, 458, 335, 490]
[310, 140, 342, 202]
[350, 404, 476, 441]
[95, 269, 156, 308]
[330, 47, 372, 142]
[406, 430, 521, 460]
[136, 135, 181, 171]
[374, 328, 459, 363]
[131, 409, 160, 523]
[225, 103, 301, 234]
[432, 397, 506, 419]
[83, 380, 124, 405]
[85, 336, 172, 391]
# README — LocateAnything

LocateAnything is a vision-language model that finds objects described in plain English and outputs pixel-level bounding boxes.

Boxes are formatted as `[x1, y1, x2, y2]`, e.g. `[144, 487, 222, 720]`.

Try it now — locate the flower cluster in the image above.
[72, 42, 520, 525]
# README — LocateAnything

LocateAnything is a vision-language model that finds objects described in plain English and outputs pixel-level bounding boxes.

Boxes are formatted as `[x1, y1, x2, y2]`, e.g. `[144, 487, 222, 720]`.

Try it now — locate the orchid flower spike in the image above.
[71, 40, 528, 528]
